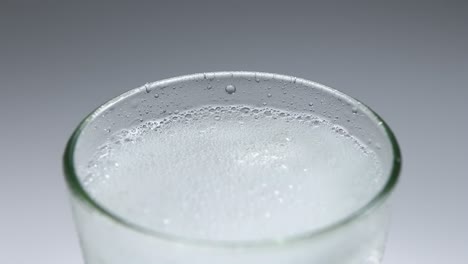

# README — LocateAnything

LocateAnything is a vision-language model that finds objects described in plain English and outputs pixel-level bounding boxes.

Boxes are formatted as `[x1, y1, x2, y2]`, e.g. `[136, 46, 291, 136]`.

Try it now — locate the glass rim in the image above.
[63, 71, 401, 248]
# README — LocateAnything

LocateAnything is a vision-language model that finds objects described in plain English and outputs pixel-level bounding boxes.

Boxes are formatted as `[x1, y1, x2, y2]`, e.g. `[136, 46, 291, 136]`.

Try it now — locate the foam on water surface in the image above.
[81, 105, 384, 241]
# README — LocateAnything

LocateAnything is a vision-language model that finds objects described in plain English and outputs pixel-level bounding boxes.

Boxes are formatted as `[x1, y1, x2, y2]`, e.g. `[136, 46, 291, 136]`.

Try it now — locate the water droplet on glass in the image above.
[352, 106, 358, 114]
[309, 102, 313, 106]
[214, 115, 221, 121]
[267, 93, 272, 98]
[207, 85, 212, 90]
[144, 83, 151, 93]
[255, 73, 260, 83]
[225, 84, 236, 94]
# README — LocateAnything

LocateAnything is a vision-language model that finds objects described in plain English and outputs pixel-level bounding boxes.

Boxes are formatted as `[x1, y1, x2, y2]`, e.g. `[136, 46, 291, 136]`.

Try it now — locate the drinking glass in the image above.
[63, 72, 401, 264]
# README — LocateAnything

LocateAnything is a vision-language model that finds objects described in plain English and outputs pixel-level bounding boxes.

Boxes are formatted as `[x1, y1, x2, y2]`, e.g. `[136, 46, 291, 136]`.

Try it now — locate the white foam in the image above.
[82, 105, 384, 241]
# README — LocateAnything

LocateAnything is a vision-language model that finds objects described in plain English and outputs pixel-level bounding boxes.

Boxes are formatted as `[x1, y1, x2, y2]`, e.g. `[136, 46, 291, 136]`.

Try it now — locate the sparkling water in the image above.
[82, 105, 384, 242]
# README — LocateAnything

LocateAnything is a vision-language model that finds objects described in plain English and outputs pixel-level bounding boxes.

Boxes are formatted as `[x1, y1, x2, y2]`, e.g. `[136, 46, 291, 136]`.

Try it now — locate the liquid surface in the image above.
[81, 105, 384, 241]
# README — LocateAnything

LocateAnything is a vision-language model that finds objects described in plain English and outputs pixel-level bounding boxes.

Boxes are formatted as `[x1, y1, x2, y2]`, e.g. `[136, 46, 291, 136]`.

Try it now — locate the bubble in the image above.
[206, 73, 215, 81]
[333, 126, 347, 136]
[240, 107, 250, 113]
[83, 173, 95, 186]
[311, 119, 321, 126]
[225, 84, 236, 94]
[255, 73, 260, 83]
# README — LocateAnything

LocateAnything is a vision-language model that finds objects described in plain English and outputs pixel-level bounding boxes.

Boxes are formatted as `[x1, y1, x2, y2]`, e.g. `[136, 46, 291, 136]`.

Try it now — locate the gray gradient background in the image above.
[1, 1, 467, 263]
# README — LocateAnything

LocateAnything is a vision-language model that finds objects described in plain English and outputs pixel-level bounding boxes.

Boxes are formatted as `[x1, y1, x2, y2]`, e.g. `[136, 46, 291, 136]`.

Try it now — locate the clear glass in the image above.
[63, 72, 401, 264]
